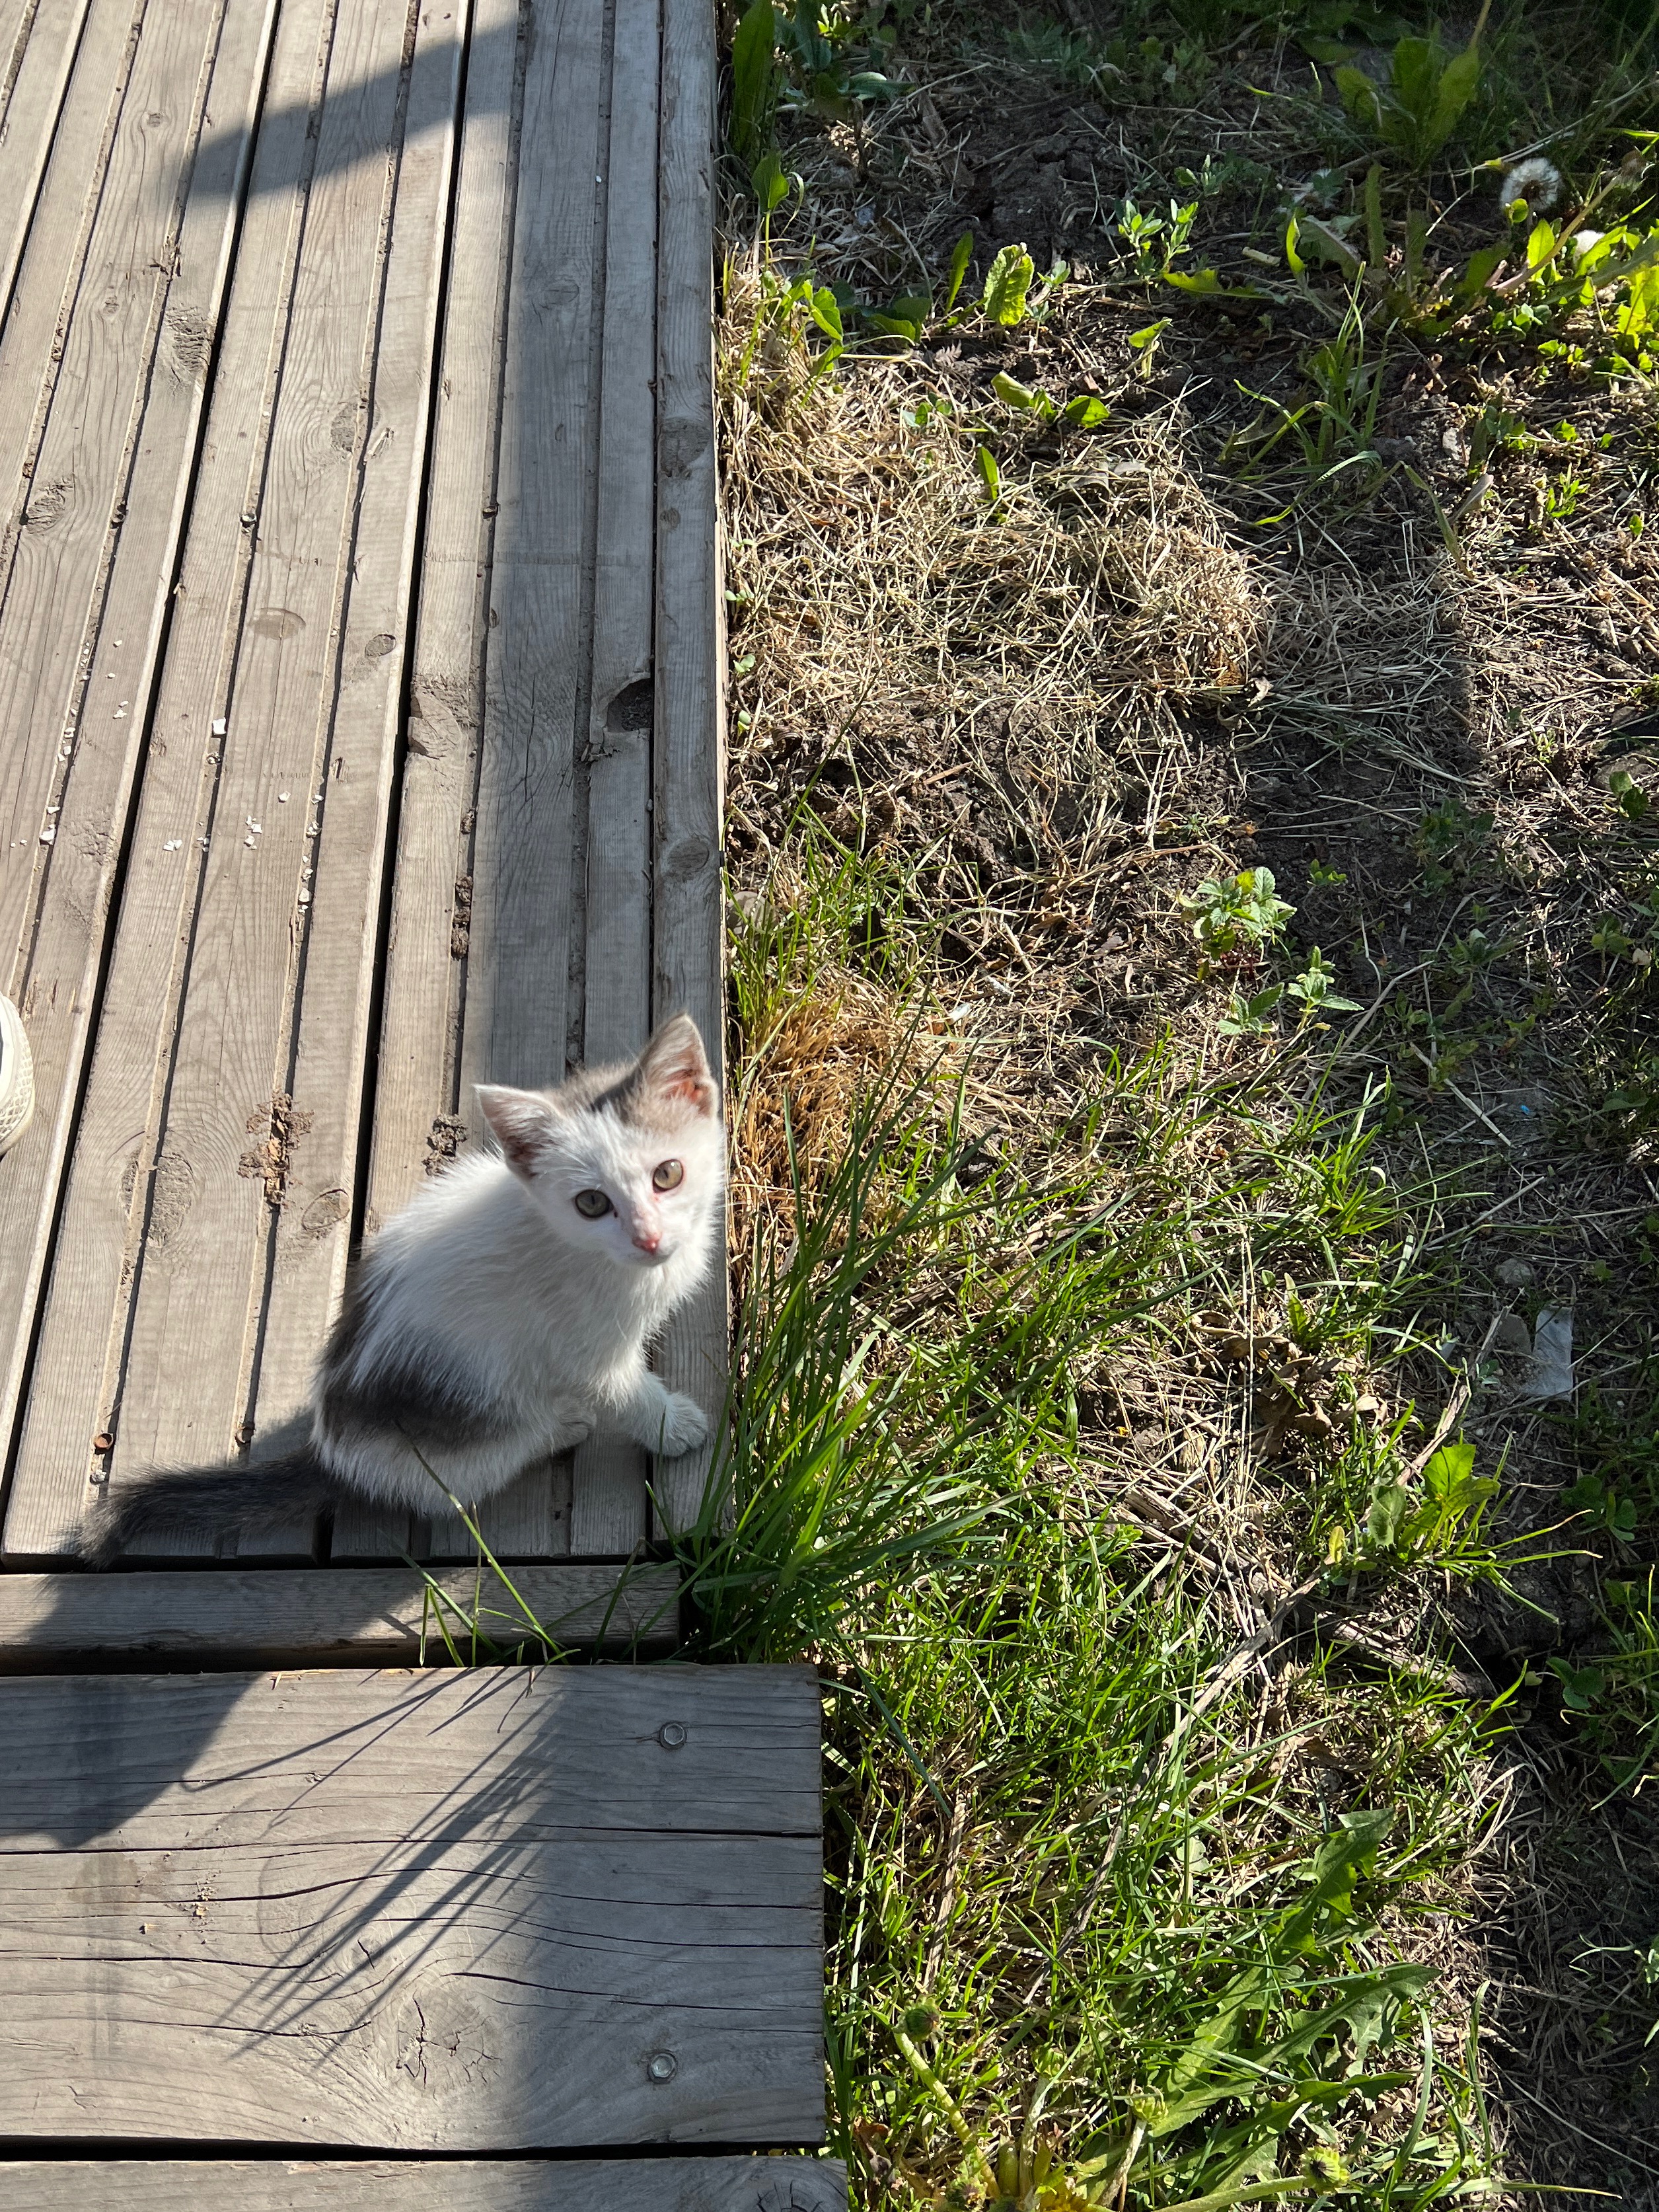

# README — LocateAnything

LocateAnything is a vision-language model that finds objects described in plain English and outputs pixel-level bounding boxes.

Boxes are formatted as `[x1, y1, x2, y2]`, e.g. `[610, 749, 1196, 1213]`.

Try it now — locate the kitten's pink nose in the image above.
[632, 1227, 660, 1254]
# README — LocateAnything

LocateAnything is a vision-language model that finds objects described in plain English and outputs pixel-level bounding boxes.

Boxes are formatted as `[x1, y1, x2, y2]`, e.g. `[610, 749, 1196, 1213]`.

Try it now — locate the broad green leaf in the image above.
[1164, 266, 1226, 293]
[1528, 218, 1557, 272]
[1421, 1439, 1476, 1495]
[809, 287, 844, 341]
[1335, 63, 1383, 131]
[1062, 393, 1110, 426]
[1427, 40, 1482, 152]
[1550, 1656, 1606, 1710]
[975, 443, 1001, 500]
[1128, 319, 1170, 350]
[1283, 211, 1306, 278]
[1298, 215, 1362, 277]
[980, 243, 1035, 326]
[751, 151, 790, 213]
[1271, 1962, 1434, 2068]
[992, 371, 1043, 410]
[1456, 243, 1504, 299]
[1389, 34, 1440, 124]
[729, 0, 779, 168]
[1367, 1478, 1411, 1550]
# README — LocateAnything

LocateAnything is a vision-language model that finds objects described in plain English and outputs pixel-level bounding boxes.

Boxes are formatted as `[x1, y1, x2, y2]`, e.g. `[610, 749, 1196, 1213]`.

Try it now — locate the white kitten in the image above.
[85, 1014, 723, 1564]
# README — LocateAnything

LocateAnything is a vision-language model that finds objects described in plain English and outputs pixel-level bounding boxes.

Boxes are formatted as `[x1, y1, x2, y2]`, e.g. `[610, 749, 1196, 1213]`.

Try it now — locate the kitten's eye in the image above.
[652, 1159, 684, 1192]
[573, 1189, 612, 1219]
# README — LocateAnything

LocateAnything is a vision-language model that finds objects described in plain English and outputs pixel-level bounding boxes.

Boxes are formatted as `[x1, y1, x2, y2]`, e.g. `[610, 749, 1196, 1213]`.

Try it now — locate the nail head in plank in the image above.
[0, 1563, 679, 1666]
[0, 2162, 849, 2212]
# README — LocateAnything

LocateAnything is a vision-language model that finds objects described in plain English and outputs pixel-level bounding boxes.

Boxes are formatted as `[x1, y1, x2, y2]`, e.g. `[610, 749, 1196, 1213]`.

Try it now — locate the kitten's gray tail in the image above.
[79, 1453, 339, 1569]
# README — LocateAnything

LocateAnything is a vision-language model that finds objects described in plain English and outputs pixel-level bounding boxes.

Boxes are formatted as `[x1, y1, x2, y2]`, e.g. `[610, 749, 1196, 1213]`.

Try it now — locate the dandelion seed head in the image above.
[1499, 156, 1565, 213]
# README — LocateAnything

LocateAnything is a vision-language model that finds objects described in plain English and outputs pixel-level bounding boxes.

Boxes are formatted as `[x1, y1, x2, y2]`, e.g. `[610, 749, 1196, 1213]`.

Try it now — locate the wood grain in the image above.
[0, 0, 281, 1554]
[0, 1562, 680, 1665]
[3, 0, 729, 1576]
[4, 0, 341, 1558]
[570, 0, 661, 1556]
[5, 0, 462, 1564]
[0, 0, 94, 331]
[246, 2, 466, 1488]
[109, 0, 450, 1507]
[365, 0, 520, 1229]
[425, 0, 607, 1562]
[1, 2162, 848, 2212]
[0, 1666, 823, 2149]
[650, 0, 726, 1538]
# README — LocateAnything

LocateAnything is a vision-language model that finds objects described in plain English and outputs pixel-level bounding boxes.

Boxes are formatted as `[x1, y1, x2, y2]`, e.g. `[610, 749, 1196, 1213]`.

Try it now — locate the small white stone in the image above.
[277, 791, 289, 802]
[212, 718, 227, 736]
[163, 839, 182, 851]
[39, 827, 55, 845]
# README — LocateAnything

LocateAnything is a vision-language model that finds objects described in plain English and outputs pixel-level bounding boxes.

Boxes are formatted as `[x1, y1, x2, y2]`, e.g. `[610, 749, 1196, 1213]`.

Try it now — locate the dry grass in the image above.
[723, 250, 1263, 904]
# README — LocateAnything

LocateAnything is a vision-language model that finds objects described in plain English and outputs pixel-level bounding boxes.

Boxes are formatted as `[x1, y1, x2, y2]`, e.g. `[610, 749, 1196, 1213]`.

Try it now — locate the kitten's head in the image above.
[476, 1015, 723, 1269]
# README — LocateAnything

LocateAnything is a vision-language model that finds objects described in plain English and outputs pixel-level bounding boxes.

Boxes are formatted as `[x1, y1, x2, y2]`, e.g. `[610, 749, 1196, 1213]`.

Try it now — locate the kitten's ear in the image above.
[631, 1013, 718, 1120]
[476, 1085, 560, 1178]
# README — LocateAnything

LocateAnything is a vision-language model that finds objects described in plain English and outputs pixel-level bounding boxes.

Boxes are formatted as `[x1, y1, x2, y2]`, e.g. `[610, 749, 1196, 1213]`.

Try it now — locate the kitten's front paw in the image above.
[550, 1404, 597, 1451]
[654, 1392, 709, 1458]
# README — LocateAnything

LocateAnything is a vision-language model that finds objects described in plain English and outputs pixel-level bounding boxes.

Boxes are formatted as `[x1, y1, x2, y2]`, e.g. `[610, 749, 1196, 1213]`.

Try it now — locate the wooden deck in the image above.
[0, 1667, 825, 2150]
[7, 2164, 848, 2211]
[0, 0, 725, 1578]
[0, 15, 843, 2197]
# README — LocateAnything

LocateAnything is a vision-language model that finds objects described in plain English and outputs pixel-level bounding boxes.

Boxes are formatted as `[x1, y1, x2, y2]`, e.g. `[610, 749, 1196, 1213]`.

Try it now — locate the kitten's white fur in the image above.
[84, 1014, 723, 1563]
[319, 1022, 725, 1508]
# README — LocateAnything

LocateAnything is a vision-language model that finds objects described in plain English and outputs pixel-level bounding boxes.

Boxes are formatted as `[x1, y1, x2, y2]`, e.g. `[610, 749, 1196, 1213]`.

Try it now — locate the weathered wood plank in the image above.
[570, 0, 662, 1556]
[0, 0, 280, 1548]
[455, 0, 603, 1116]
[4, 0, 462, 1565]
[2, 2161, 849, 2211]
[342, 0, 534, 1568]
[426, 0, 608, 1562]
[0, 0, 93, 328]
[0, 0, 136, 520]
[3, 0, 340, 1560]
[0, 1666, 823, 2149]
[650, 0, 726, 1538]
[1, 1661, 821, 1842]
[112, 0, 452, 1519]
[245, 6, 465, 1471]
[366, 0, 519, 1230]
[0, 1563, 679, 1665]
